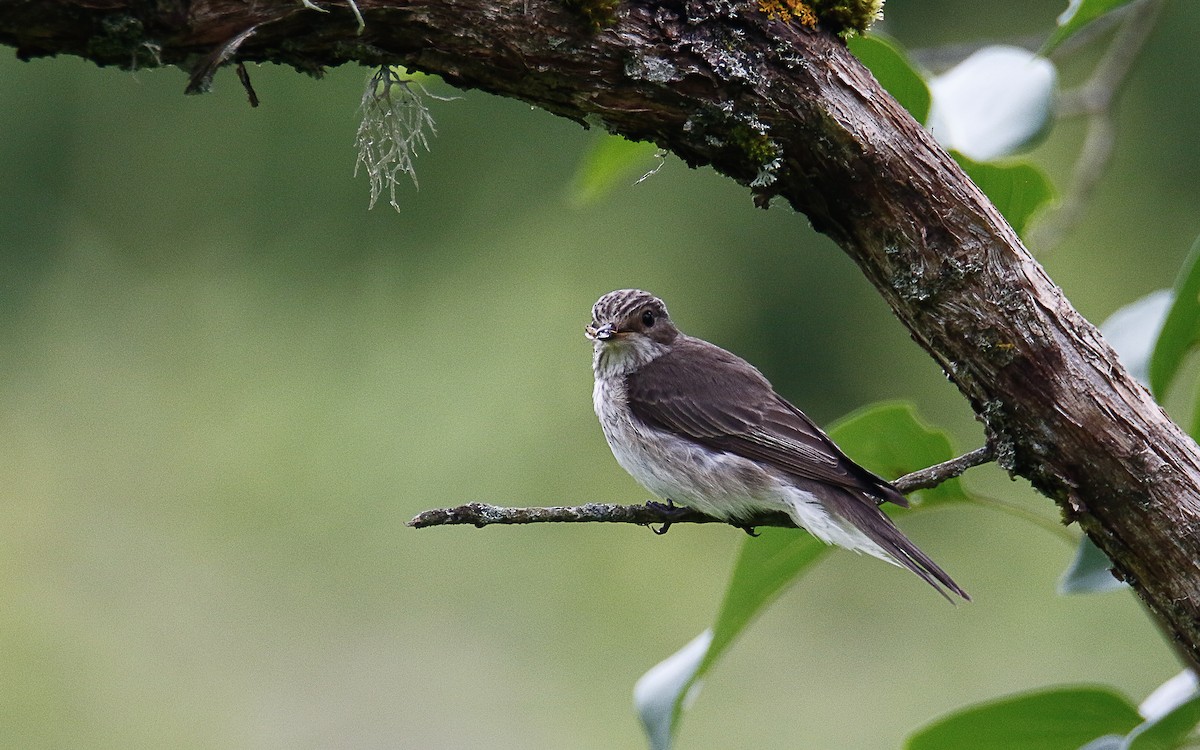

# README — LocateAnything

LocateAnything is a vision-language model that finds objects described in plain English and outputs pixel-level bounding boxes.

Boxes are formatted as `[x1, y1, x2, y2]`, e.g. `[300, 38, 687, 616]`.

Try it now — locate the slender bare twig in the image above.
[235, 61, 259, 107]
[881, 0, 1162, 254]
[408, 445, 994, 530]
[890, 444, 994, 492]
[408, 501, 752, 529]
[1031, 0, 1165, 251]
[902, 1, 1133, 79]
[184, 23, 261, 95]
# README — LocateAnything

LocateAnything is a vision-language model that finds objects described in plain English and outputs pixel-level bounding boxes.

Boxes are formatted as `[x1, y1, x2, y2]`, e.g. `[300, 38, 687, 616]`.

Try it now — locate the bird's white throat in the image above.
[592, 335, 669, 379]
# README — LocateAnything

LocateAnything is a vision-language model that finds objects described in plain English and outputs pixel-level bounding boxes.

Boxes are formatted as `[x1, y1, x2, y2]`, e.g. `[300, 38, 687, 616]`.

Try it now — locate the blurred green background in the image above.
[1, 1, 1197, 747]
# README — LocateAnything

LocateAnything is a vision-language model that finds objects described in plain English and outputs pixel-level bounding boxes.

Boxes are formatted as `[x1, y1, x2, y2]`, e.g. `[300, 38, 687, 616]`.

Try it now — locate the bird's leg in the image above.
[645, 498, 689, 516]
[645, 498, 687, 535]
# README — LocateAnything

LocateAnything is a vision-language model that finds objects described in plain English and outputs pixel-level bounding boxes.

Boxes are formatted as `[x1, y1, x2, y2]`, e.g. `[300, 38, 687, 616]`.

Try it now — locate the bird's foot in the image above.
[645, 498, 690, 516]
[645, 498, 688, 535]
[736, 524, 760, 537]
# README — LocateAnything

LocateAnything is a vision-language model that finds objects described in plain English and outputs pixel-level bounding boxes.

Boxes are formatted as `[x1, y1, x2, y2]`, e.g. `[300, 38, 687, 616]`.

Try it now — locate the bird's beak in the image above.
[585, 322, 616, 341]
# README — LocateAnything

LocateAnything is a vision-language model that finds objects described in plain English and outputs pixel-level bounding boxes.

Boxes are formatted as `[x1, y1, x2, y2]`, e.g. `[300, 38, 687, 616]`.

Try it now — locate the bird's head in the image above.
[586, 289, 679, 374]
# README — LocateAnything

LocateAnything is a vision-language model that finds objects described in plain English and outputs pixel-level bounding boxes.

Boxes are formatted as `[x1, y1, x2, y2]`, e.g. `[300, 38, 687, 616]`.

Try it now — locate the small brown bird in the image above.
[586, 289, 967, 601]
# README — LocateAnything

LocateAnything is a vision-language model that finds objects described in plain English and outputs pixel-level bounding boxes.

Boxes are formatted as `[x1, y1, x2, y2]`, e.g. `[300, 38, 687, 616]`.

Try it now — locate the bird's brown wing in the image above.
[624, 336, 908, 507]
[626, 336, 970, 600]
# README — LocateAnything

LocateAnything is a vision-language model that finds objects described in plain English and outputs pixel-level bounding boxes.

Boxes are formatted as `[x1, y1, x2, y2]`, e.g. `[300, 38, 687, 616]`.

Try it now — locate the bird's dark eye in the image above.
[641, 310, 656, 328]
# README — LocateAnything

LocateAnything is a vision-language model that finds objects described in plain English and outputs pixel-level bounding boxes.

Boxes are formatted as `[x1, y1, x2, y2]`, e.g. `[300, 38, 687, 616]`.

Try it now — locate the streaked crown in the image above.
[591, 289, 669, 326]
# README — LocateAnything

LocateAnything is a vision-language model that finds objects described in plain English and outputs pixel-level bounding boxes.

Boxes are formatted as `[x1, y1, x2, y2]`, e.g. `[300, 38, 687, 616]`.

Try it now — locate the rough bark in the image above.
[5, 1, 1200, 666]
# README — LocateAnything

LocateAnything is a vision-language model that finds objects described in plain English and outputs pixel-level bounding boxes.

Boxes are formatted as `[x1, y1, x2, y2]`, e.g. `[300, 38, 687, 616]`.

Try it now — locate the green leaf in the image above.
[929, 46, 1056, 161]
[1190, 394, 1200, 441]
[906, 687, 1143, 750]
[1059, 535, 1127, 595]
[848, 35, 932, 124]
[828, 401, 968, 506]
[1126, 691, 1200, 750]
[633, 630, 713, 750]
[569, 135, 660, 205]
[954, 152, 1055, 238]
[1149, 235, 1200, 400]
[697, 528, 829, 690]
[706, 402, 967, 670]
[638, 401, 967, 749]
[1099, 290, 1173, 388]
[1044, 0, 1139, 54]
[637, 531, 829, 748]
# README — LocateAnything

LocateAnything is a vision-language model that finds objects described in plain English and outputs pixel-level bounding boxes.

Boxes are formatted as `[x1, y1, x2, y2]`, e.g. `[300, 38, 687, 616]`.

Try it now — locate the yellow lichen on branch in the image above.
[757, 0, 884, 35]
[757, 0, 817, 26]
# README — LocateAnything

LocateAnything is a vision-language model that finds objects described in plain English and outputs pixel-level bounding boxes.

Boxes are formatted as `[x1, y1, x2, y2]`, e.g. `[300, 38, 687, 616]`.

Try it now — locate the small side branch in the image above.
[892, 444, 994, 492]
[185, 23, 260, 95]
[408, 445, 995, 530]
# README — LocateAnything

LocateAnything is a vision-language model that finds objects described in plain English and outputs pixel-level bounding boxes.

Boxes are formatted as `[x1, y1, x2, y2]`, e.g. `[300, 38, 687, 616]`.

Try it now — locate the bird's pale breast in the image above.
[593, 373, 789, 521]
[592, 371, 892, 554]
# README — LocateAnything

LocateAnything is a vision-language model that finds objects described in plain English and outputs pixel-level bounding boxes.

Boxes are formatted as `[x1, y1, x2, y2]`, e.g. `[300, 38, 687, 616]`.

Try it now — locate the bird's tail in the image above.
[824, 490, 969, 602]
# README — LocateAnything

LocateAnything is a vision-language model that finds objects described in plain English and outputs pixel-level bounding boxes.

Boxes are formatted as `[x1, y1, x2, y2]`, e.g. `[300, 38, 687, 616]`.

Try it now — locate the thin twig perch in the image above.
[408, 445, 995, 530]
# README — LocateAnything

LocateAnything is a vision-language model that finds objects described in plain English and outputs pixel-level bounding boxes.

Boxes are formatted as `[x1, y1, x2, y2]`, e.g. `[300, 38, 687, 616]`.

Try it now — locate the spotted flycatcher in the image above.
[586, 289, 967, 601]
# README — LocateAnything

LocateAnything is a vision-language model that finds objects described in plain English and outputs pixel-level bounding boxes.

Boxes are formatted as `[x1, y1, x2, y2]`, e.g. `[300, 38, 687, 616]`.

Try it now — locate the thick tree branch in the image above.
[7, 2, 1200, 665]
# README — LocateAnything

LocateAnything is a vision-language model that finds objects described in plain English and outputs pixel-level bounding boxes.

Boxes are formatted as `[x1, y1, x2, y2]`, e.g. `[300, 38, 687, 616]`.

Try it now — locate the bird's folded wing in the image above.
[625, 338, 907, 506]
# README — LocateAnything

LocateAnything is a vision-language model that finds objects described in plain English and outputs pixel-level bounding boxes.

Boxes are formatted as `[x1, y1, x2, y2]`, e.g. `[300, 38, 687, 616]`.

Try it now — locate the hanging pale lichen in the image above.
[354, 66, 450, 211]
